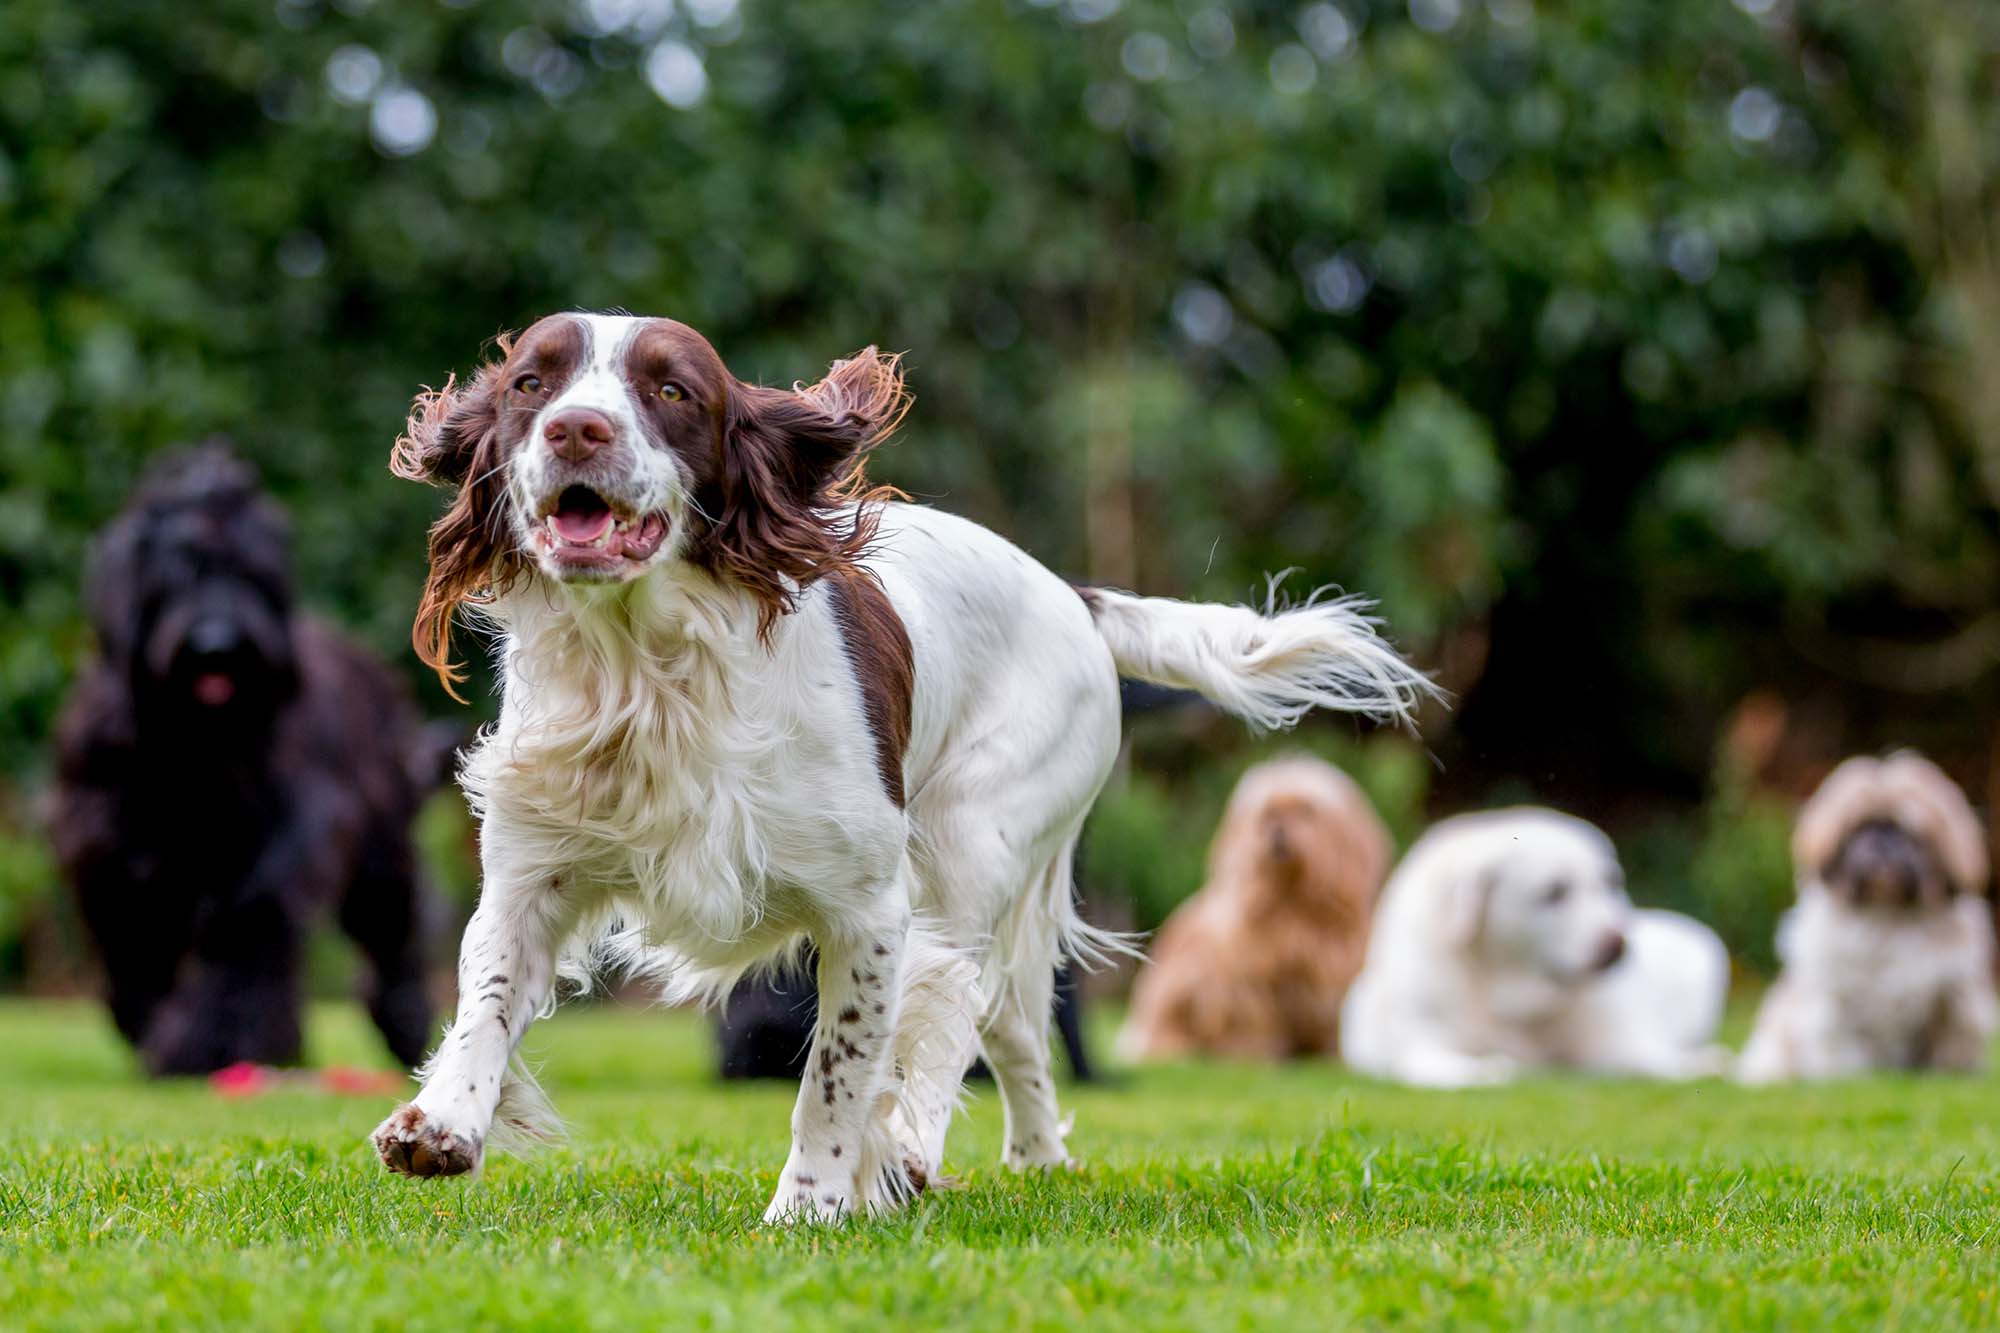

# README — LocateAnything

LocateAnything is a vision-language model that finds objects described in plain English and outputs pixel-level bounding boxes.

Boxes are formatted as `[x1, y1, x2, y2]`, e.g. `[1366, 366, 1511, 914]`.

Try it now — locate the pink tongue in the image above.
[194, 673, 235, 706]
[552, 507, 615, 544]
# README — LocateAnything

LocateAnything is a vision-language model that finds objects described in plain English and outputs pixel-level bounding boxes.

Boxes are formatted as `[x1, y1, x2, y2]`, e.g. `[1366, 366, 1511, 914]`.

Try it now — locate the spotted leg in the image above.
[980, 961, 1072, 1169]
[764, 906, 912, 1223]
[371, 877, 574, 1178]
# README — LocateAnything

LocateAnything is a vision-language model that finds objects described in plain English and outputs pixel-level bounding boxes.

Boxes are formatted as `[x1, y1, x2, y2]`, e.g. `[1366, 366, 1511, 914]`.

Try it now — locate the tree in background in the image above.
[1, 0, 1995, 965]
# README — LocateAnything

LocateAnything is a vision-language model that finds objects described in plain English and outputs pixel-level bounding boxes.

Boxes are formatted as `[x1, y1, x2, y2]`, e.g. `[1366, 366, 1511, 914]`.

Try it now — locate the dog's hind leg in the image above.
[340, 834, 434, 1070]
[977, 840, 1096, 1170]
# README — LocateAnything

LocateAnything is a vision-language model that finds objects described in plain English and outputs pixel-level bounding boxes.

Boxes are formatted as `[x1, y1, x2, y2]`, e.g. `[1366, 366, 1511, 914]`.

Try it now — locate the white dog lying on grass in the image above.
[1341, 808, 1729, 1088]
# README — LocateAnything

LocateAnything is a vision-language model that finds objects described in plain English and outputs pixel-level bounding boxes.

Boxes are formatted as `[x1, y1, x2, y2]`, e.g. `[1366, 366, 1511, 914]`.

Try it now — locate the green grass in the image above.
[2, 999, 1998, 1330]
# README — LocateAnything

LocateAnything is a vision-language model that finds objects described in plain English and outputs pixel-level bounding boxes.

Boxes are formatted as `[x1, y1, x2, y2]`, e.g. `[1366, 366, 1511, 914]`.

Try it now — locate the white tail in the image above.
[1082, 579, 1435, 730]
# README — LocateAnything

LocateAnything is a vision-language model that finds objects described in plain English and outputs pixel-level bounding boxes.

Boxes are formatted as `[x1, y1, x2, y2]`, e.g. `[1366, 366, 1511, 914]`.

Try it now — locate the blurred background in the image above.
[3, 0, 1997, 992]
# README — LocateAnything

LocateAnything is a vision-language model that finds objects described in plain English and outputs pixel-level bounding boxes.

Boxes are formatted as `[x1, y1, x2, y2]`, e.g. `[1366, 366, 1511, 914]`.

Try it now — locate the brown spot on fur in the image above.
[825, 567, 914, 808]
[837, 1006, 861, 1025]
[831, 1145, 842, 1158]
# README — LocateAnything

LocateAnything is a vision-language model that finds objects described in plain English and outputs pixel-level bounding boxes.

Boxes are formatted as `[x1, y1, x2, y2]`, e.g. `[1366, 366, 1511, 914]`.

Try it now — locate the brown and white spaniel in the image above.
[368, 312, 1432, 1220]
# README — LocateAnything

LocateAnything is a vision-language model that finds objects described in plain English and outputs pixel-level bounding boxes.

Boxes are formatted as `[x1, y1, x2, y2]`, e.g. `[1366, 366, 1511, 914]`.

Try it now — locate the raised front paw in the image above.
[372, 1102, 482, 1178]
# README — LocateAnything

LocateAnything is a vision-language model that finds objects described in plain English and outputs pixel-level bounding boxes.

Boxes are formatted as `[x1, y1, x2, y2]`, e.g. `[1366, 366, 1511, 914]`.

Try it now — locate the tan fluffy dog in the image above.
[1740, 751, 1996, 1081]
[1118, 757, 1391, 1062]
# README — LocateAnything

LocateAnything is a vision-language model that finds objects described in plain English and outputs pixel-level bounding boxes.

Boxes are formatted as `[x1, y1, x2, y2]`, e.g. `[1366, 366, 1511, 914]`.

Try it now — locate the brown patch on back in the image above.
[825, 567, 914, 808]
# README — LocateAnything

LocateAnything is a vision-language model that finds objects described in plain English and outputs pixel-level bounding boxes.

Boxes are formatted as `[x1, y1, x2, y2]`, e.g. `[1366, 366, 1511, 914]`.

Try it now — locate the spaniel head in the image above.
[392, 313, 908, 695]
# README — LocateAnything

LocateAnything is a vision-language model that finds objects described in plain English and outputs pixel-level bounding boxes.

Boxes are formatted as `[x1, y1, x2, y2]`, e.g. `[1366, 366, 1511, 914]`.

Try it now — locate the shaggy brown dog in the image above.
[1118, 757, 1391, 1061]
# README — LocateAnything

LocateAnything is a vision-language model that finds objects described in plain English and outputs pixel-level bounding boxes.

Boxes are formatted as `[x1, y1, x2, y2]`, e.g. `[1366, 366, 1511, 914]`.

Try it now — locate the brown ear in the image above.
[698, 347, 909, 633]
[390, 354, 519, 700]
[392, 352, 507, 487]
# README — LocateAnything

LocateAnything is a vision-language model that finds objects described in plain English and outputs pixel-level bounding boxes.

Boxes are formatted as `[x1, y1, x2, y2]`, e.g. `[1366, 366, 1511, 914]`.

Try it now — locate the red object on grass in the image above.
[207, 1063, 406, 1097]
[209, 1061, 272, 1096]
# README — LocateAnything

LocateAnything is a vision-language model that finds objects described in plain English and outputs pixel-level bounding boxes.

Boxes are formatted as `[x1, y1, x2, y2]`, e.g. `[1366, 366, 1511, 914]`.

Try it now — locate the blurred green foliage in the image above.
[2, 0, 1997, 977]
[1688, 758, 1799, 974]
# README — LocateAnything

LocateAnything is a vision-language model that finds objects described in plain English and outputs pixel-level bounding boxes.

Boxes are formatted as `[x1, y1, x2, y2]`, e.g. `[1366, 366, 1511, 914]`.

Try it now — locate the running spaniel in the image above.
[371, 313, 1430, 1219]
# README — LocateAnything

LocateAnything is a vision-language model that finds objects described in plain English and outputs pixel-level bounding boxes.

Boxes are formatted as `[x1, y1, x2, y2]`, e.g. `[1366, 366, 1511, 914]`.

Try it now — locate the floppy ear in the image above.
[391, 356, 518, 701]
[699, 347, 909, 633]
[392, 359, 506, 488]
[1440, 863, 1498, 950]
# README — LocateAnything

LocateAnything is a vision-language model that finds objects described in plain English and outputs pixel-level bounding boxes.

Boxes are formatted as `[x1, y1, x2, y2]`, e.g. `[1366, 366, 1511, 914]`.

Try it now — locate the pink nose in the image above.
[544, 408, 613, 462]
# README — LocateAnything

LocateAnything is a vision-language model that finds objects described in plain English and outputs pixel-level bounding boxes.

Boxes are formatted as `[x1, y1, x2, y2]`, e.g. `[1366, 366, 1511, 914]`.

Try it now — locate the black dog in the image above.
[717, 953, 1098, 1083]
[49, 445, 446, 1075]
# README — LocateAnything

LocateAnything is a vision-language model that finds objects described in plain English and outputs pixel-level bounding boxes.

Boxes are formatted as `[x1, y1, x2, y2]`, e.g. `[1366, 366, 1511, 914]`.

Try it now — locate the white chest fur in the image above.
[460, 570, 902, 966]
[1793, 891, 1988, 1054]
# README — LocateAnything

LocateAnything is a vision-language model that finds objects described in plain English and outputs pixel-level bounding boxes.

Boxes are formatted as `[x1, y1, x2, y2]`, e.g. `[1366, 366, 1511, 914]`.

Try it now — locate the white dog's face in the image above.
[1467, 823, 1633, 983]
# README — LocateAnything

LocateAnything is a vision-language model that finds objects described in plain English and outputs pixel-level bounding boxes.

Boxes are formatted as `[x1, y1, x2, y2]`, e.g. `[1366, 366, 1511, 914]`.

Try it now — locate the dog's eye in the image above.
[514, 374, 544, 395]
[1541, 881, 1569, 905]
[657, 382, 685, 402]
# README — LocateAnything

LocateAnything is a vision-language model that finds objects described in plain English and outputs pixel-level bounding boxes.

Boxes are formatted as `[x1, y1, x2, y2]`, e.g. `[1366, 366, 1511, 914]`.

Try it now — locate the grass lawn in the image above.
[2, 998, 1997, 1330]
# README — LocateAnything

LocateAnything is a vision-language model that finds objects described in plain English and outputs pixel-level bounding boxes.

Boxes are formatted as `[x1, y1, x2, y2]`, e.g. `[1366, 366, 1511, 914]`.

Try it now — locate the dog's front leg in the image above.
[372, 881, 573, 1178]
[764, 908, 912, 1224]
[1923, 977, 1999, 1072]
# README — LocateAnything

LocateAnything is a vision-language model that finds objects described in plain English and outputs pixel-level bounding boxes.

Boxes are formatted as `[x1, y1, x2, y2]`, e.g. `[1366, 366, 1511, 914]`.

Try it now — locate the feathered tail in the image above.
[1079, 578, 1435, 730]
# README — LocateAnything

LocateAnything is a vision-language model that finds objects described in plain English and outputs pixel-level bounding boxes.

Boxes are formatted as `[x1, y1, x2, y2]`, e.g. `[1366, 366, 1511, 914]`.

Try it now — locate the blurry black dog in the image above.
[49, 445, 448, 1075]
[718, 953, 1096, 1083]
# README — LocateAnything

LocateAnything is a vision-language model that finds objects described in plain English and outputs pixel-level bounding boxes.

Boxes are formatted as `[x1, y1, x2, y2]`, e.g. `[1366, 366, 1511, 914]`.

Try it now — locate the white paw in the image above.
[763, 1179, 854, 1225]
[1441, 1054, 1518, 1087]
[371, 1102, 483, 1178]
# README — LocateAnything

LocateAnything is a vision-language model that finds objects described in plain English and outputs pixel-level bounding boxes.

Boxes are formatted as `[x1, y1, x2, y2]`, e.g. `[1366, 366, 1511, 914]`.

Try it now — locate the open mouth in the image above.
[192, 672, 236, 707]
[535, 484, 669, 571]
